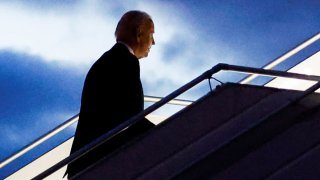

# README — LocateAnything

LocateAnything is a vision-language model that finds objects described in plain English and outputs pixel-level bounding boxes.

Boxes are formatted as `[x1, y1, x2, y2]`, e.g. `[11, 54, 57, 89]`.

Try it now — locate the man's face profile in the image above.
[136, 20, 155, 59]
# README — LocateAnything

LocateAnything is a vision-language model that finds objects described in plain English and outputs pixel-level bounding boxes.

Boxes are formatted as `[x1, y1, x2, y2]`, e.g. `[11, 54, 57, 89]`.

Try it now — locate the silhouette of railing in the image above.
[0, 96, 192, 169]
[33, 63, 320, 179]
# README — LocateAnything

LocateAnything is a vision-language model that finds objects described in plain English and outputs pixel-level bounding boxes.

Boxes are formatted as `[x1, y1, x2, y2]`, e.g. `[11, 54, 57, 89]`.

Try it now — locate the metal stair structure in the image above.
[1, 32, 319, 180]
[76, 82, 320, 180]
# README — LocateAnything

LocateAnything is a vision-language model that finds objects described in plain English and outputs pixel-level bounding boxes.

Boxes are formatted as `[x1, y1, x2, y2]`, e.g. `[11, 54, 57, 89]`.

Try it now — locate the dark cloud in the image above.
[0, 50, 84, 157]
[181, 1, 320, 67]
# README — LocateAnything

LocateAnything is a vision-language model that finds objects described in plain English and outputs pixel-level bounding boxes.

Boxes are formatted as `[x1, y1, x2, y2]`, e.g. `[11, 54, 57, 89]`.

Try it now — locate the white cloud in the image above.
[0, 0, 117, 67]
[0, 0, 236, 99]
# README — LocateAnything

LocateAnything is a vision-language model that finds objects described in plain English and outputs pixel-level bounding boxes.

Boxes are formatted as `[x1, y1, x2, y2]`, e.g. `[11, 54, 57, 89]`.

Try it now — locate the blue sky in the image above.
[0, 0, 319, 177]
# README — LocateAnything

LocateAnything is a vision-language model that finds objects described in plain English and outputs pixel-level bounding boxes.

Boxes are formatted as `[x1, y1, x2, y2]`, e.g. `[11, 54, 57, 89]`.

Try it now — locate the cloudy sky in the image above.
[0, 0, 319, 177]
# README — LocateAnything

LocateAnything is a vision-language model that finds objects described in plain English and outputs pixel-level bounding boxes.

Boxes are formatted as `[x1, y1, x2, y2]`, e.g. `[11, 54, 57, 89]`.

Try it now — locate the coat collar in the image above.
[116, 41, 135, 56]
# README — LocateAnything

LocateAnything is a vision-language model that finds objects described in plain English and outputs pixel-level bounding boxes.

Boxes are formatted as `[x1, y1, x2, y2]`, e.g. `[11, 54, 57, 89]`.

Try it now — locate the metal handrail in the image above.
[144, 95, 193, 106]
[0, 96, 193, 169]
[33, 63, 320, 179]
[173, 69, 320, 177]
[240, 32, 320, 84]
[0, 115, 79, 169]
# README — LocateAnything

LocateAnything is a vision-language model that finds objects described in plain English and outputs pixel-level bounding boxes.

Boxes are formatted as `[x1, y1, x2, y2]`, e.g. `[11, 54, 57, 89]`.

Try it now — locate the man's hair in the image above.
[115, 10, 152, 45]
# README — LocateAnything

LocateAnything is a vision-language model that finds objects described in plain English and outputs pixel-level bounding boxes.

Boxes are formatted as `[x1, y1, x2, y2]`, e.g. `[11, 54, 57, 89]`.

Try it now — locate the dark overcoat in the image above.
[66, 43, 154, 177]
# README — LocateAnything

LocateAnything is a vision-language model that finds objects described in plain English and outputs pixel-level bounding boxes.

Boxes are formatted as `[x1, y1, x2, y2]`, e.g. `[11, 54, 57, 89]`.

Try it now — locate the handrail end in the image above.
[215, 63, 229, 69]
[207, 63, 229, 77]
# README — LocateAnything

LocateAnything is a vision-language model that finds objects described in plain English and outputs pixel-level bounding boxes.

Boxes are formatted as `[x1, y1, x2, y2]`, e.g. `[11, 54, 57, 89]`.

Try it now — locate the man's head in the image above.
[115, 10, 155, 59]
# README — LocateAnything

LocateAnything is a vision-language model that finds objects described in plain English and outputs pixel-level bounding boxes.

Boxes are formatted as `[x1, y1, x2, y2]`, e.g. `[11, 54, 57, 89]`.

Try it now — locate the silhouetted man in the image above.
[65, 10, 155, 178]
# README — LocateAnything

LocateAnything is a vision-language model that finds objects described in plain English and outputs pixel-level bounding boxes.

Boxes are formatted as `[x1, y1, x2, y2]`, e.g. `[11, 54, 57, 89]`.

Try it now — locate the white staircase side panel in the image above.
[265, 51, 320, 92]
[5, 138, 73, 180]
[5, 115, 166, 180]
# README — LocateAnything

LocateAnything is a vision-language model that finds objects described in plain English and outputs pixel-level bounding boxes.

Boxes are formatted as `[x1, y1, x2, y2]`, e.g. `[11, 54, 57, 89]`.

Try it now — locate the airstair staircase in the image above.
[1, 33, 320, 180]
